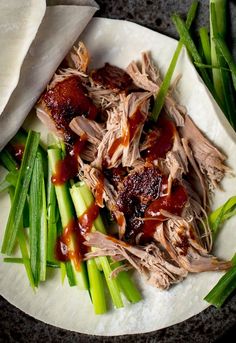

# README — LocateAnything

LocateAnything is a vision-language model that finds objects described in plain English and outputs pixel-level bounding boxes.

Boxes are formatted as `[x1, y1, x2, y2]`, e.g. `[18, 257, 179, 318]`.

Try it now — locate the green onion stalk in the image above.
[70, 183, 122, 311]
[210, 0, 227, 104]
[205, 253, 236, 308]
[47, 144, 88, 289]
[213, 35, 236, 93]
[1, 130, 46, 288]
[205, 196, 236, 307]
[1, 130, 40, 255]
[47, 161, 59, 264]
[151, 0, 199, 122]
[4, 258, 60, 269]
[210, 1, 236, 128]
[171, 13, 217, 101]
[199, 27, 212, 66]
[29, 152, 47, 286]
[70, 182, 142, 308]
[8, 186, 35, 290]
[208, 196, 236, 240]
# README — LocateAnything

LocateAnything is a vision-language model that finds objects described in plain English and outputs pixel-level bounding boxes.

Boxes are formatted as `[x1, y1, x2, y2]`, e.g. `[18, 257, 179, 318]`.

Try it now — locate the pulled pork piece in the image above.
[93, 91, 150, 169]
[181, 115, 229, 188]
[80, 163, 111, 208]
[36, 42, 98, 143]
[85, 231, 188, 289]
[70, 116, 105, 146]
[88, 84, 120, 111]
[79, 162, 126, 236]
[182, 138, 208, 209]
[79, 143, 98, 163]
[37, 75, 98, 143]
[121, 91, 150, 167]
[66, 42, 89, 72]
[182, 197, 212, 252]
[165, 129, 188, 181]
[92, 108, 123, 169]
[141, 117, 176, 160]
[154, 216, 231, 273]
[126, 52, 186, 126]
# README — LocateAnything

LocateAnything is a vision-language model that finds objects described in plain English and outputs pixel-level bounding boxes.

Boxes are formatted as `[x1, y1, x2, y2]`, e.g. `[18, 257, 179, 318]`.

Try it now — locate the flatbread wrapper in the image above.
[0, 0, 98, 150]
[0, 0, 45, 117]
[0, 18, 236, 335]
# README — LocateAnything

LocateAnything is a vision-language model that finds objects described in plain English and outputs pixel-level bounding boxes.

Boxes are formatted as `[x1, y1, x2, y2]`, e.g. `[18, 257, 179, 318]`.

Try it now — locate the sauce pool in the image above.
[144, 117, 176, 161]
[142, 184, 188, 240]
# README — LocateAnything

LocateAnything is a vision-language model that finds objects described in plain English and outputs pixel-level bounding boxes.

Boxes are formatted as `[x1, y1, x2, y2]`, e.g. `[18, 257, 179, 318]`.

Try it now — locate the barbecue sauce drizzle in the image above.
[108, 108, 145, 160]
[51, 135, 87, 186]
[95, 174, 104, 206]
[53, 131, 100, 267]
[50, 74, 102, 265]
[56, 202, 100, 268]
[142, 184, 188, 240]
[144, 117, 176, 161]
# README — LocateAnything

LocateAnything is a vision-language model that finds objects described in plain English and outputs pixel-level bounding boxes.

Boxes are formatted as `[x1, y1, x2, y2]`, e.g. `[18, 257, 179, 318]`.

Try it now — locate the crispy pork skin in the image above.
[117, 166, 164, 241]
[38, 76, 98, 143]
[91, 63, 133, 91]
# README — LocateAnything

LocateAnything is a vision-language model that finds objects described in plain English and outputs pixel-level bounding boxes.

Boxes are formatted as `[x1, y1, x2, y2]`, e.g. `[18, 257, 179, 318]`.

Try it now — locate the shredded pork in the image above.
[36, 42, 231, 291]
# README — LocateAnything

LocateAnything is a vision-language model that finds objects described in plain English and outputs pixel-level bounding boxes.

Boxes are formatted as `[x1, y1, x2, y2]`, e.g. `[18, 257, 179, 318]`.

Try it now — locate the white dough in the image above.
[0, 0, 46, 117]
[0, 0, 98, 150]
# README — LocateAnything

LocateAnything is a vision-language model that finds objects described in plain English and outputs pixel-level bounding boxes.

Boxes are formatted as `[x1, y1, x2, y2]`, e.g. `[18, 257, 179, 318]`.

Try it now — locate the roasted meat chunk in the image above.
[117, 166, 165, 241]
[37, 75, 98, 143]
[91, 63, 133, 91]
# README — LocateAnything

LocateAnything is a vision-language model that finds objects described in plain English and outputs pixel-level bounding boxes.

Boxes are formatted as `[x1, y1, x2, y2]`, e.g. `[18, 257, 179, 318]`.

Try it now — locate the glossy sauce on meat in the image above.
[144, 117, 176, 161]
[91, 63, 133, 91]
[143, 184, 188, 240]
[95, 174, 104, 206]
[107, 108, 145, 160]
[107, 137, 124, 159]
[128, 108, 145, 140]
[117, 167, 165, 241]
[42, 76, 98, 142]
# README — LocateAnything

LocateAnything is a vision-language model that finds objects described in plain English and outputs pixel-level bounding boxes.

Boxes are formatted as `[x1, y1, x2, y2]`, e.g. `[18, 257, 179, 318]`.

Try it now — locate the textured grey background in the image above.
[1, 1, 236, 342]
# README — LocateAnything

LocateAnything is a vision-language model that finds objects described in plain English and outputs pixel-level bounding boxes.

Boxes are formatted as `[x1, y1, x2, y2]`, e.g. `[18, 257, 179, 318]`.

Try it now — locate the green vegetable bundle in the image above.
[0, 130, 141, 314]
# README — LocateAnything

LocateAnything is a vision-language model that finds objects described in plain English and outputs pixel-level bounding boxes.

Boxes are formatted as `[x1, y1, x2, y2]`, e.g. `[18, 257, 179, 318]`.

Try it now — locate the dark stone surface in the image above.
[1, 1, 236, 342]
[1, 293, 236, 342]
